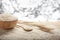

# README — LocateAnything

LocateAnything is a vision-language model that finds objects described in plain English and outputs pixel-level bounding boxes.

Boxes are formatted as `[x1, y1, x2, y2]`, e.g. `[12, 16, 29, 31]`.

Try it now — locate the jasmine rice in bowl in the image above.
[0, 13, 18, 30]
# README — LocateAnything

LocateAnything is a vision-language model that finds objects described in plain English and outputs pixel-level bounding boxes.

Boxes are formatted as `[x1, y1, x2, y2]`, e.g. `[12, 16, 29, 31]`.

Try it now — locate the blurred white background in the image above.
[1, 0, 60, 22]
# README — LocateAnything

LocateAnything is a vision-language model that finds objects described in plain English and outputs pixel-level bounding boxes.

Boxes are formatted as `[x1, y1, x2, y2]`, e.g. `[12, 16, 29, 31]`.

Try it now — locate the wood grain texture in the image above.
[0, 20, 18, 30]
[18, 20, 60, 33]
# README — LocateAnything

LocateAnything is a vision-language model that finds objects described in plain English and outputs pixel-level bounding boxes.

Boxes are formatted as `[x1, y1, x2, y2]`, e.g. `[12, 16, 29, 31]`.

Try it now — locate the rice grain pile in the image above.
[0, 13, 18, 21]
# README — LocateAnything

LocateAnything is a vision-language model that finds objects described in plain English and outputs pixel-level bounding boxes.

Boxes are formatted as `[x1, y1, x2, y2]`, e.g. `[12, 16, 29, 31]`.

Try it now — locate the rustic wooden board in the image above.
[0, 21, 60, 40]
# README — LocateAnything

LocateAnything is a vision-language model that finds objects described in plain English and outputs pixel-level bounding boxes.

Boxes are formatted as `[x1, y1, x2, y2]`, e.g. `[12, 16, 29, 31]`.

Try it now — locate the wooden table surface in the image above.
[0, 21, 60, 40]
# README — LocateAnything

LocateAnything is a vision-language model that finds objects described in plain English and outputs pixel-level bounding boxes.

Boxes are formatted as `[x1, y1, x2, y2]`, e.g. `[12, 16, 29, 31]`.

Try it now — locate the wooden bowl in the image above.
[0, 20, 18, 30]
